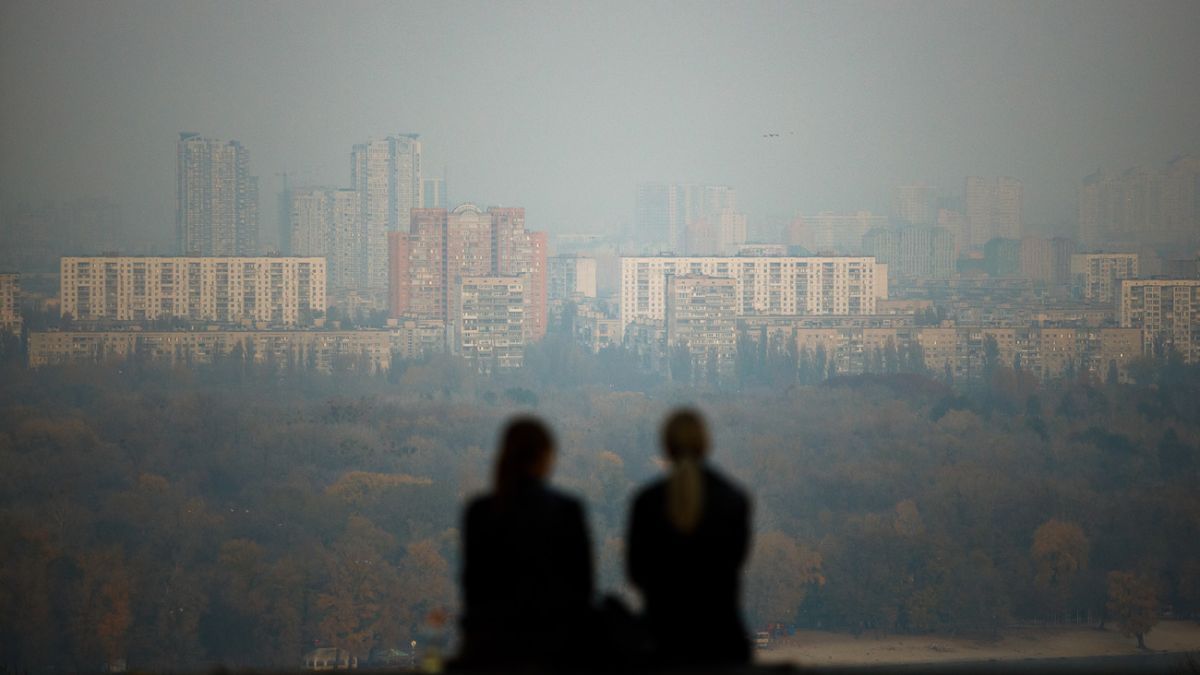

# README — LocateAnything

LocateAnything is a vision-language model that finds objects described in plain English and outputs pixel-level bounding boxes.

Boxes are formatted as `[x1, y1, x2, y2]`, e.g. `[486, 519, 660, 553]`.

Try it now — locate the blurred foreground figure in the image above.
[456, 417, 594, 668]
[627, 409, 752, 666]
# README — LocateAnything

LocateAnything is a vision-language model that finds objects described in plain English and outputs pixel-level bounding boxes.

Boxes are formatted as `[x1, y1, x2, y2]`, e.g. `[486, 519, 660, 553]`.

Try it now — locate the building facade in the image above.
[1119, 279, 1200, 362]
[1071, 253, 1139, 304]
[389, 204, 548, 341]
[289, 187, 363, 296]
[1078, 156, 1200, 247]
[634, 183, 738, 251]
[862, 225, 954, 281]
[620, 256, 883, 328]
[177, 133, 259, 256]
[351, 135, 422, 298]
[60, 256, 326, 326]
[665, 275, 738, 379]
[29, 330, 388, 372]
[457, 276, 525, 372]
[548, 254, 598, 304]
[0, 273, 20, 335]
[965, 176, 1023, 247]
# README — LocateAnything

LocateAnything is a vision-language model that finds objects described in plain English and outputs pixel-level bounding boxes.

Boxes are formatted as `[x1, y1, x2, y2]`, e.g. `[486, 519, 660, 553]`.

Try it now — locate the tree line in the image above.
[1, 334, 1199, 671]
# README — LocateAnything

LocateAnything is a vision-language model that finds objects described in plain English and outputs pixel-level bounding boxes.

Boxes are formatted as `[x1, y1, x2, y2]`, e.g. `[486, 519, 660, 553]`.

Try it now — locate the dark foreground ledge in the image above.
[207, 651, 1200, 675]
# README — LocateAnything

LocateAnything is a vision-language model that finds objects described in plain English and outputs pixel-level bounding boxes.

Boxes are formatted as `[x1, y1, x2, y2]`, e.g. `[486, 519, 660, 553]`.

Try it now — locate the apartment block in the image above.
[965, 176, 1023, 247]
[29, 330, 390, 372]
[862, 225, 954, 281]
[352, 135, 422, 298]
[665, 275, 738, 379]
[1119, 279, 1200, 362]
[0, 273, 20, 335]
[458, 276, 525, 372]
[573, 305, 623, 353]
[620, 256, 882, 329]
[59, 256, 326, 326]
[177, 133, 258, 256]
[390, 204, 547, 341]
[548, 254, 598, 303]
[1071, 253, 1139, 304]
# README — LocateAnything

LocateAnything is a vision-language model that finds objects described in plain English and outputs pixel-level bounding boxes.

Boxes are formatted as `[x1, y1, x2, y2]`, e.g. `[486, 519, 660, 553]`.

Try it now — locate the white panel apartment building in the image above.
[620, 256, 883, 328]
[1119, 279, 1200, 362]
[60, 256, 326, 326]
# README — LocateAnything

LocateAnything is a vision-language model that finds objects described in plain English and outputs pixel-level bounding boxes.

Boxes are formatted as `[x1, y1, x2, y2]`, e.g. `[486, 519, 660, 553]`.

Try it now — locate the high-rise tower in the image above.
[351, 135, 422, 298]
[176, 133, 259, 256]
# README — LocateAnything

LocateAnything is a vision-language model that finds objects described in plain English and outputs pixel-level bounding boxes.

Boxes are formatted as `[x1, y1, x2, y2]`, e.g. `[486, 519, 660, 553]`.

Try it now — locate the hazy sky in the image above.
[2, 0, 1199, 245]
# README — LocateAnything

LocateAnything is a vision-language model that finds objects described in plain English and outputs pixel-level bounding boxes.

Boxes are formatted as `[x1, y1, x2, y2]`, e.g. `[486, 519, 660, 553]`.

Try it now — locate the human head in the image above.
[661, 408, 709, 463]
[494, 416, 556, 496]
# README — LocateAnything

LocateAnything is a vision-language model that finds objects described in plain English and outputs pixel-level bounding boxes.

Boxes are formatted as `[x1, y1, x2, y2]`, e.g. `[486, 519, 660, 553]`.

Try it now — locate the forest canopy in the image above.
[1, 348, 1199, 671]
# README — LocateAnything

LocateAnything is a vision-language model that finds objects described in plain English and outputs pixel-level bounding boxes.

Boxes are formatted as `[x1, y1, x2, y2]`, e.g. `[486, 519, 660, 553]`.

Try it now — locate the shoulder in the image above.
[464, 494, 495, 522]
[704, 467, 750, 507]
[631, 478, 667, 512]
[544, 485, 587, 517]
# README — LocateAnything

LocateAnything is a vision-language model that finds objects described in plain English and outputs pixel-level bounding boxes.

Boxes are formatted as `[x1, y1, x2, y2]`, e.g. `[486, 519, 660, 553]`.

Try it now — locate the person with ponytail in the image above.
[457, 416, 593, 668]
[626, 408, 752, 666]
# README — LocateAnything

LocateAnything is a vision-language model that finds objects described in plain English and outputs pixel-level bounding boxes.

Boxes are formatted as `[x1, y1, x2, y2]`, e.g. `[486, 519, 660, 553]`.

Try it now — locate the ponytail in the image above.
[667, 455, 704, 533]
[661, 408, 709, 533]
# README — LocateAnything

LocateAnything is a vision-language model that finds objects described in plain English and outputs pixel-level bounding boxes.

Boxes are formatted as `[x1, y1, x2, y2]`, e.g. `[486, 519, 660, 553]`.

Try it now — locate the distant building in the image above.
[965, 176, 1023, 247]
[1078, 156, 1200, 248]
[548, 254, 598, 303]
[352, 135, 422, 299]
[983, 238, 1022, 277]
[1071, 253, 1139, 304]
[177, 133, 259, 256]
[620, 256, 883, 329]
[458, 275, 525, 372]
[635, 183, 738, 251]
[862, 225, 954, 281]
[59, 256, 326, 326]
[573, 304, 623, 353]
[665, 274, 738, 380]
[421, 177, 448, 208]
[290, 187, 362, 296]
[1119, 279, 1200, 362]
[736, 243, 788, 257]
[892, 183, 937, 226]
[0, 273, 20, 334]
[29, 330, 391, 373]
[799, 211, 887, 254]
[936, 208, 968, 255]
[388, 318, 447, 360]
[389, 204, 547, 341]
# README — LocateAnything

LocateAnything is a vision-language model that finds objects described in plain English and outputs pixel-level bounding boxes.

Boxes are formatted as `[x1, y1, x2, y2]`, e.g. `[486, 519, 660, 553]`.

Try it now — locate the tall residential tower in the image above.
[176, 133, 259, 256]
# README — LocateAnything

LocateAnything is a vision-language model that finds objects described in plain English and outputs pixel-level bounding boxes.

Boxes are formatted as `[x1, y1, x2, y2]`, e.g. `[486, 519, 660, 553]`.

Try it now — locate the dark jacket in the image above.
[627, 466, 752, 665]
[458, 482, 593, 666]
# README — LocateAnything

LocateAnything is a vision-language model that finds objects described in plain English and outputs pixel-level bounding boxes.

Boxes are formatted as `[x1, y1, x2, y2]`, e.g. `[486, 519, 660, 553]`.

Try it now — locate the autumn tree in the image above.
[745, 531, 824, 629]
[1031, 519, 1089, 616]
[1106, 570, 1158, 649]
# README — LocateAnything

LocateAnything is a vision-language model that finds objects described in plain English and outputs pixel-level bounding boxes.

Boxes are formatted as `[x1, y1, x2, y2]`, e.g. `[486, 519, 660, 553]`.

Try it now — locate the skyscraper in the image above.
[635, 183, 739, 251]
[351, 135, 422, 298]
[1078, 157, 1200, 248]
[422, 177, 448, 208]
[892, 183, 937, 226]
[289, 187, 362, 295]
[965, 176, 1023, 248]
[177, 133, 259, 256]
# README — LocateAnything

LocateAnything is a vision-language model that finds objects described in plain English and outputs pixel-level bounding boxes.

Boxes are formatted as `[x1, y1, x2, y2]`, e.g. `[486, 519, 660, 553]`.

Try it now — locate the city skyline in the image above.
[3, 1, 1200, 245]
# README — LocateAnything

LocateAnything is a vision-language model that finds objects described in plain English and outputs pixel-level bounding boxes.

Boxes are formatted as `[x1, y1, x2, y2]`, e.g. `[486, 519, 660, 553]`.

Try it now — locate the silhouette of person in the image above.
[627, 409, 752, 666]
[457, 416, 594, 668]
